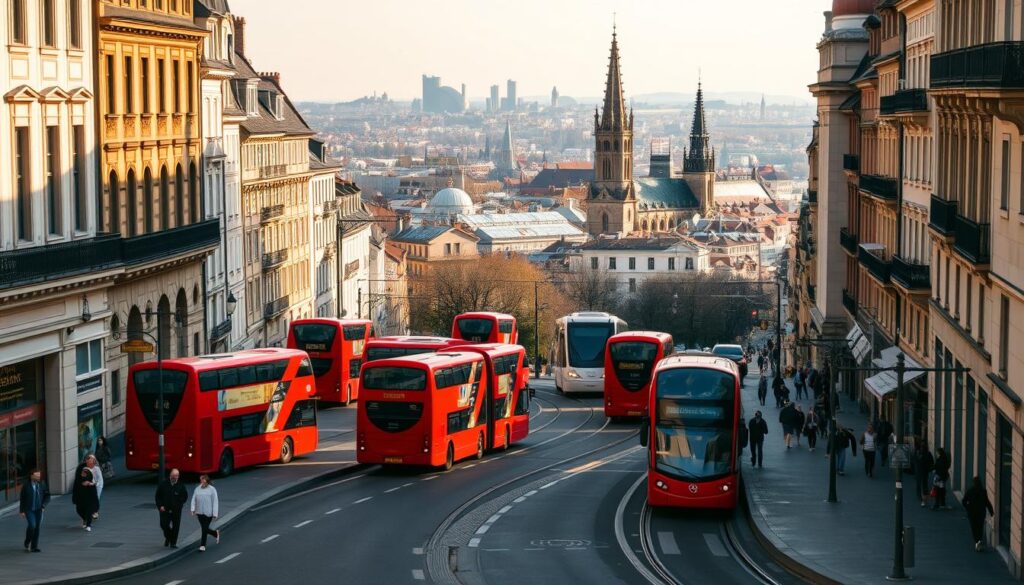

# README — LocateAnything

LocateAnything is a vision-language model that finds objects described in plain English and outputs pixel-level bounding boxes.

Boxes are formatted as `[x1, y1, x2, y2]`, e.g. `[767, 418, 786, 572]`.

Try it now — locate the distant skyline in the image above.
[237, 0, 833, 103]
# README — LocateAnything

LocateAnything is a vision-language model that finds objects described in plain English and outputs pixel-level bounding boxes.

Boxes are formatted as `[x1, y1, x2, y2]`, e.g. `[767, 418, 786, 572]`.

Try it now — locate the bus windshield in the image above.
[568, 322, 614, 368]
[456, 318, 494, 342]
[366, 346, 436, 362]
[132, 369, 190, 432]
[363, 367, 427, 391]
[610, 341, 658, 391]
[653, 368, 734, 480]
[292, 323, 337, 352]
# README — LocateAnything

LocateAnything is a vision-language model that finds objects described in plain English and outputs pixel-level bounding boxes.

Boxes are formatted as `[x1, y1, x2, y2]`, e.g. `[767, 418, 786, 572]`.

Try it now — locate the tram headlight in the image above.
[566, 369, 580, 379]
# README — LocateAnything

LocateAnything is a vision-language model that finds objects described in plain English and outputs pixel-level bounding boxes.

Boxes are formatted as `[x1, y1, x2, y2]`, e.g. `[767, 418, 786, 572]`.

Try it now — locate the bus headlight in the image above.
[655, 480, 667, 490]
[721, 484, 730, 492]
[566, 369, 580, 379]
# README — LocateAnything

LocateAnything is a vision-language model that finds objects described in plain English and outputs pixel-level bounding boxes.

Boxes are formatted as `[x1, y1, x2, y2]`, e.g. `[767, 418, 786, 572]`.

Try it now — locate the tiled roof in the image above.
[101, 5, 207, 31]
[528, 167, 593, 189]
[580, 235, 698, 252]
[633, 177, 700, 210]
[195, 0, 231, 17]
[232, 53, 315, 137]
[392, 226, 453, 244]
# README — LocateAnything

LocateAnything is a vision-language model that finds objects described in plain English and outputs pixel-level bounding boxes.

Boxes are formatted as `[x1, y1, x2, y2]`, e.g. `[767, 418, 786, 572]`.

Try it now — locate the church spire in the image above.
[599, 26, 628, 131]
[684, 80, 714, 173]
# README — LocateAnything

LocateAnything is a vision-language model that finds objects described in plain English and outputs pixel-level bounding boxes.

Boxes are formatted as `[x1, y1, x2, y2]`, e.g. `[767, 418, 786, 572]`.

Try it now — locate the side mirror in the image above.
[639, 417, 649, 447]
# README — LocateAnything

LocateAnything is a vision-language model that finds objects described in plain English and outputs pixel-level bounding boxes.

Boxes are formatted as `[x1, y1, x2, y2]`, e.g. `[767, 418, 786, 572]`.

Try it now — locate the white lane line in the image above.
[165, 581, 185, 585]
[523, 547, 544, 551]
[475, 524, 490, 535]
[353, 496, 373, 504]
[293, 520, 312, 528]
[540, 480, 560, 490]
[402, 482, 415, 488]
[463, 463, 477, 469]
[260, 534, 279, 543]
[384, 486, 402, 493]
[412, 547, 424, 555]
[421, 476, 438, 481]
[486, 514, 501, 524]
[703, 532, 729, 557]
[498, 505, 512, 514]
[215, 552, 241, 564]
[325, 508, 341, 515]
[468, 537, 481, 548]
[658, 531, 681, 555]
[513, 496, 527, 503]
[411, 569, 425, 580]
[250, 473, 368, 511]
[524, 490, 538, 497]
[482, 548, 510, 551]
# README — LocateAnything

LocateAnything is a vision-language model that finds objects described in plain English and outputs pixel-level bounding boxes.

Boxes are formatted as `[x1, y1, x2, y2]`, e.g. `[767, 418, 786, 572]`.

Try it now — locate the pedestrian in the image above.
[757, 354, 765, 372]
[832, 425, 857, 475]
[773, 376, 785, 408]
[793, 368, 805, 400]
[962, 476, 994, 552]
[757, 374, 768, 406]
[71, 463, 98, 531]
[19, 468, 49, 552]
[803, 407, 819, 451]
[861, 424, 877, 478]
[932, 448, 951, 510]
[748, 411, 768, 468]
[778, 401, 799, 449]
[155, 468, 188, 548]
[86, 453, 104, 519]
[793, 404, 806, 447]
[877, 417, 894, 467]
[914, 440, 935, 507]
[190, 474, 221, 552]
[95, 436, 114, 480]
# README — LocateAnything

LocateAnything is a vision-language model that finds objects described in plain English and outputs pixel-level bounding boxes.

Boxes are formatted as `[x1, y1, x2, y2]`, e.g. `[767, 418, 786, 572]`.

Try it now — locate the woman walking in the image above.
[71, 463, 99, 531]
[190, 474, 221, 552]
[861, 424, 877, 478]
[793, 405, 806, 447]
[757, 374, 768, 406]
[962, 477, 994, 551]
[933, 448, 951, 510]
[86, 454, 104, 519]
[914, 440, 935, 507]
[803, 407, 819, 451]
[95, 436, 114, 480]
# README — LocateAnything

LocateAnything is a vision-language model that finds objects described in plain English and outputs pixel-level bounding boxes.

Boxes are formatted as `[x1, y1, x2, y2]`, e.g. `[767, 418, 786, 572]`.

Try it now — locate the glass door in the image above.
[0, 421, 39, 504]
[998, 415, 1012, 548]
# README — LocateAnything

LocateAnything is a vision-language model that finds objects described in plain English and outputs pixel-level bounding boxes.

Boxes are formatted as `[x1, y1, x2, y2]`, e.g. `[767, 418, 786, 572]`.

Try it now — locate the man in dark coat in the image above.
[877, 417, 894, 466]
[19, 469, 50, 552]
[155, 468, 188, 548]
[748, 412, 768, 468]
[779, 401, 801, 449]
[962, 476, 994, 551]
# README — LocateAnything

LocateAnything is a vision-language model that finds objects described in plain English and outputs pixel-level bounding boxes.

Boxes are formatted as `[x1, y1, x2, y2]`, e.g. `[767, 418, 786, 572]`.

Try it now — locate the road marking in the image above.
[250, 473, 368, 511]
[353, 496, 372, 504]
[513, 496, 527, 503]
[540, 479, 560, 489]
[215, 552, 241, 564]
[475, 524, 490, 535]
[498, 505, 512, 514]
[482, 548, 509, 551]
[165, 581, 185, 585]
[468, 537, 481, 548]
[411, 569, 425, 580]
[326, 508, 341, 515]
[384, 486, 402, 493]
[523, 547, 544, 551]
[412, 547, 424, 555]
[658, 531, 681, 555]
[260, 534, 279, 543]
[704, 533, 729, 557]
[421, 476, 438, 481]
[463, 463, 477, 469]
[486, 514, 501, 524]
[293, 520, 312, 528]
[402, 482, 415, 488]
[524, 490, 538, 497]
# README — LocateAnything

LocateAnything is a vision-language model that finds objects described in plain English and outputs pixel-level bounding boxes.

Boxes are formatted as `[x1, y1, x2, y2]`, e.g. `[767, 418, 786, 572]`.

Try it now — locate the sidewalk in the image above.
[0, 406, 359, 585]
[740, 367, 1016, 585]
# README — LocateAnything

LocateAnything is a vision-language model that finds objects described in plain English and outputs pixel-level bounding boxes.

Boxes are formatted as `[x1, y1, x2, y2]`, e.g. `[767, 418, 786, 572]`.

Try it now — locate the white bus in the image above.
[550, 312, 628, 394]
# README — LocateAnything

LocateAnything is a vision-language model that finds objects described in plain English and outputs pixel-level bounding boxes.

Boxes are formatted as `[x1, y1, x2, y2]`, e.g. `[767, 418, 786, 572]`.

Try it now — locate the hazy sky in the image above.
[236, 0, 833, 103]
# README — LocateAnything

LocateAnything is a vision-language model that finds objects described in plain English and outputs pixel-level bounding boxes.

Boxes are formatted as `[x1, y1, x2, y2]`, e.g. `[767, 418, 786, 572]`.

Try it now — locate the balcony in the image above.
[260, 204, 285, 223]
[262, 249, 288, 271]
[264, 296, 289, 320]
[122, 219, 220, 266]
[952, 215, 991, 265]
[891, 255, 931, 291]
[858, 244, 891, 284]
[931, 42, 1024, 89]
[880, 89, 929, 115]
[210, 318, 232, 341]
[859, 174, 898, 201]
[839, 227, 859, 255]
[842, 289, 857, 317]
[843, 154, 859, 172]
[0, 234, 122, 291]
[258, 164, 288, 180]
[807, 189, 818, 204]
[929, 195, 957, 236]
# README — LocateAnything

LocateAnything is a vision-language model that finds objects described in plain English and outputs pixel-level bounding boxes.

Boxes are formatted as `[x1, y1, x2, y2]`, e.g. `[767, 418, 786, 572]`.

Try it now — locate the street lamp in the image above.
[226, 292, 237, 317]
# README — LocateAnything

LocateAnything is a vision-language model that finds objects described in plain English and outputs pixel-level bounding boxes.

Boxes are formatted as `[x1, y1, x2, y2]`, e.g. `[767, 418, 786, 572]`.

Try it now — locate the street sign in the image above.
[889, 443, 912, 469]
[120, 339, 155, 353]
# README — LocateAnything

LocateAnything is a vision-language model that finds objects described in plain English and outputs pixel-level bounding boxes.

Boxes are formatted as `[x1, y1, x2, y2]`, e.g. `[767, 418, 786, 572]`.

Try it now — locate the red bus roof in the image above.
[654, 354, 738, 375]
[608, 331, 673, 344]
[363, 350, 484, 372]
[454, 312, 516, 320]
[130, 348, 308, 372]
[367, 336, 460, 347]
[290, 318, 373, 327]
[447, 343, 524, 357]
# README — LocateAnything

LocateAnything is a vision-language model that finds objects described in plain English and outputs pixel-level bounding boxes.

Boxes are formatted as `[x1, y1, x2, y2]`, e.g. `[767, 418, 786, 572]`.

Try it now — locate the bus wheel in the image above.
[475, 434, 485, 460]
[503, 427, 510, 451]
[280, 437, 294, 464]
[444, 443, 455, 471]
[218, 449, 234, 477]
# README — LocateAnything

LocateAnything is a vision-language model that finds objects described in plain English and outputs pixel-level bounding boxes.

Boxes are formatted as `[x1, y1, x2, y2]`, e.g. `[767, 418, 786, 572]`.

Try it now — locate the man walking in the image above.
[779, 401, 800, 449]
[19, 469, 49, 552]
[877, 416, 894, 467]
[155, 468, 188, 548]
[748, 412, 768, 468]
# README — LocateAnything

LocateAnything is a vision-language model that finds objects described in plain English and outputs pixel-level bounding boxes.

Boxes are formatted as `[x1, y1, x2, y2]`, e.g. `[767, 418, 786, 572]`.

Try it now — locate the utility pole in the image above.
[534, 281, 540, 380]
[797, 336, 849, 503]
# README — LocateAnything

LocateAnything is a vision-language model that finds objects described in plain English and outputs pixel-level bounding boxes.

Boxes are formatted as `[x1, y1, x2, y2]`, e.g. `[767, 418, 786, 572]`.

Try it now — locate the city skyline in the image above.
[238, 0, 831, 103]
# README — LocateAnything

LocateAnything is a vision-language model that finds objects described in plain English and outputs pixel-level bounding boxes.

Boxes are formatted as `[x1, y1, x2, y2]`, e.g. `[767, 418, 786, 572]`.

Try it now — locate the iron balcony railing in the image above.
[264, 296, 289, 320]
[843, 154, 860, 172]
[122, 219, 220, 265]
[0, 234, 122, 291]
[210, 318, 232, 341]
[859, 174, 898, 201]
[931, 42, 1024, 89]
[929, 195, 957, 235]
[840, 227, 859, 255]
[842, 289, 857, 317]
[880, 88, 929, 115]
[260, 204, 285, 223]
[262, 249, 288, 271]
[952, 215, 991, 264]
[858, 245, 892, 284]
[891, 256, 931, 291]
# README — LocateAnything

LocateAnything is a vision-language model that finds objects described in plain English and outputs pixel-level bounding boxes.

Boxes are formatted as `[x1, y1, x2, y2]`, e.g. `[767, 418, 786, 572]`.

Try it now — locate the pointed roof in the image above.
[690, 81, 708, 138]
[600, 27, 627, 130]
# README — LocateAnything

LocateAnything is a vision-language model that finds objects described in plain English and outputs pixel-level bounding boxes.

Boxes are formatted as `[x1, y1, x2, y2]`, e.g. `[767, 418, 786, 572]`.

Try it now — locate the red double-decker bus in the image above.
[286, 318, 373, 405]
[126, 349, 318, 476]
[451, 312, 518, 344]
[641, 354, 741, 509]
[604, 331, 674, 418]
[363, 336, 462, 363]
[357, 352, 490, 470]
[451, 343, 531, 450]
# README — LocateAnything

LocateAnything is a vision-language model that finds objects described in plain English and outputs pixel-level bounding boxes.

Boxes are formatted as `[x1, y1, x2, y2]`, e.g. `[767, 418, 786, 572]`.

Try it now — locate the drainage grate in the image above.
[91, 542, 124, 548]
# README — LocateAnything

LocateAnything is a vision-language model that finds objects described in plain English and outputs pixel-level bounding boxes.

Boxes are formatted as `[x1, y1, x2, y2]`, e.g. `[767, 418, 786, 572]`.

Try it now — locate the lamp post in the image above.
[797, 335, 850, 503]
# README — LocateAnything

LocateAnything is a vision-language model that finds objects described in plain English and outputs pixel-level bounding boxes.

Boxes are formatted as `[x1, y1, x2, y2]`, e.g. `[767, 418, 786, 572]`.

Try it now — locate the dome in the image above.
[832, 0, 875, 16]
[427, 187, 474, 215]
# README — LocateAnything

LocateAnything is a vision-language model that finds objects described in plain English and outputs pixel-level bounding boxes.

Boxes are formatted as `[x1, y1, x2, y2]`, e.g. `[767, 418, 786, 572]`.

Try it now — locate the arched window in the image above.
[157, 295, 171, 359]
[108, 170, 120, 234]
[601, 213, 609, 233]
[126, 169, 138, 236]
[189, 161, 199, 223]
[160, 166, 170, 230]
[175, 163, 185, 227]
[127, 306, 143, 366]
[642, 220, 649, 232]
[603, 140, 610, 152]
[659, 219, 666, 231]
[175, 288, 188, 357]
[602, 159, 611, 180]
[144, 168, 154, 233]
[668, 218, 675, 230]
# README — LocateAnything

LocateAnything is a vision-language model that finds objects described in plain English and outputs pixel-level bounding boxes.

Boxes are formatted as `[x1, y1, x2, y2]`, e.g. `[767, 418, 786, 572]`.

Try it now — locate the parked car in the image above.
[711, 343, 748, 378]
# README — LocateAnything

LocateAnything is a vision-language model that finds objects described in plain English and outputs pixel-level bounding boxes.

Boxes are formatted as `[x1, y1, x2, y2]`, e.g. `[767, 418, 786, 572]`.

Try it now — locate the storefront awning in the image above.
[864, 346, 925, 399]
[846, 324, 871, 364]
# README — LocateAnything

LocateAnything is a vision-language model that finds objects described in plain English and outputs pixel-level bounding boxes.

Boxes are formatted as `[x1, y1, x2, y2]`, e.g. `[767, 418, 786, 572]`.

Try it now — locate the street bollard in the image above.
[449, 545, 459, 572]
[904, 526, 915, 568]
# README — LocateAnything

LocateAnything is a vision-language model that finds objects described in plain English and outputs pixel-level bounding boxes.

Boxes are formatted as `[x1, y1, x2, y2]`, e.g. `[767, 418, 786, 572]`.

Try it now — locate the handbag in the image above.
[929, 486, 938, 498]
[101, 461, 115, 479]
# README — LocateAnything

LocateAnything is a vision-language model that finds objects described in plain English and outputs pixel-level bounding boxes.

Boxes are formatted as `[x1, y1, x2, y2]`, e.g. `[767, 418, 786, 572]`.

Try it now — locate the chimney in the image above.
[260, 71, 281, 86]
[823, 11, 833, 33]
[233, 16, 246, 57]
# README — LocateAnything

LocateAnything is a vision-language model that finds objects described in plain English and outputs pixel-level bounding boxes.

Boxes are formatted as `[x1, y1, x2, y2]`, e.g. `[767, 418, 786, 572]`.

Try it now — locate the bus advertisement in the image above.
[450, 343, 531, 450]
[287, 318, 373, 405]
[604, 331, 674, 418]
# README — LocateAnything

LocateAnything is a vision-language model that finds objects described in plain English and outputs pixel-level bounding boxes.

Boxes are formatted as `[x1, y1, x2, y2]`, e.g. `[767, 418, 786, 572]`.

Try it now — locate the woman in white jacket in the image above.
[189, 474, 221, 551]
[86, 454, 104, 519]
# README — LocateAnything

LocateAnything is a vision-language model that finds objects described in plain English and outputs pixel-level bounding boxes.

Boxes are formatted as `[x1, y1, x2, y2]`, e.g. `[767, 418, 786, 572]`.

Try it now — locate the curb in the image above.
[21, 461, 371, 585]
[739, 473, 844, 585]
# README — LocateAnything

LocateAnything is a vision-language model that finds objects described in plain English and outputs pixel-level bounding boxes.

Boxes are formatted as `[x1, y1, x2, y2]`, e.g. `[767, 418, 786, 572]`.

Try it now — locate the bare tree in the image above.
[558, 269, 620, 313]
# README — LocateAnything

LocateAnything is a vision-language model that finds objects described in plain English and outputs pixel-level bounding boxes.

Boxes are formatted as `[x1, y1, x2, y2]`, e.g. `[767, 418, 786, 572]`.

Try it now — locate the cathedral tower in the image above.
[681, 82, 715, 212]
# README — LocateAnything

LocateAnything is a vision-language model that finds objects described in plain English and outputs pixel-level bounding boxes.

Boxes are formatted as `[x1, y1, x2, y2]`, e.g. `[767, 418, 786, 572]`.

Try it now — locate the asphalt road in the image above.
[109, 379, 805, 585]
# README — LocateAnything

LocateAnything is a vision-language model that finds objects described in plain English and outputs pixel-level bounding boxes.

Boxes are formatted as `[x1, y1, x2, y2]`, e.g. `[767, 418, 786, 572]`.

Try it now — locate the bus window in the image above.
[363, 367, 427, 391]
[291, 323, 337, 352]
[568, 322, 614, 368]
[133, 369, 189, 431]
[456, 318, 494, 342]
